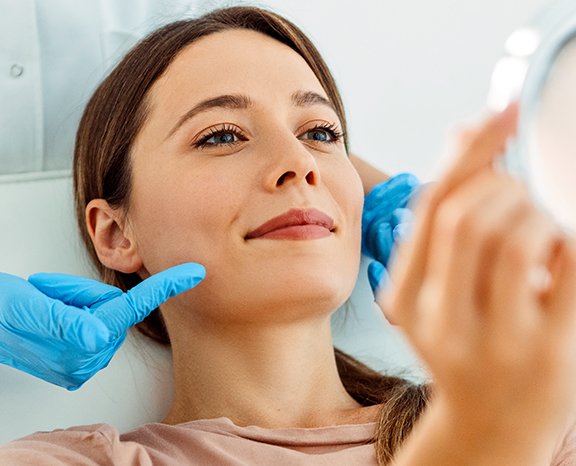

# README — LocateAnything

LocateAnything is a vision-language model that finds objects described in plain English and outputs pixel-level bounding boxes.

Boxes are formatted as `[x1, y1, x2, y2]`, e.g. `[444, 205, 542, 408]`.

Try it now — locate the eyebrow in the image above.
[168, 90, 335, 139]
[168, 94, 252, 138]
[291, 90, 335, 111]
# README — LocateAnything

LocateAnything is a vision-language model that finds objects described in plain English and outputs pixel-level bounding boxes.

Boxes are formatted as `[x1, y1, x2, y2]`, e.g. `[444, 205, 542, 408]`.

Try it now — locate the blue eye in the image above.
[194, 124, 246, 149]
[206, 132, 239, 145]
[300, 130, 332, 142]
[298, 123, 344, 144]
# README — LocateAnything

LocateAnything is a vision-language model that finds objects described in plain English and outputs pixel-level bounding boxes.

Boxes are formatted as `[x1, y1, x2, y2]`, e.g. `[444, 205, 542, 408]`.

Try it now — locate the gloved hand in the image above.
[0, 263, 205, 390]
[362, 173, 421, 297]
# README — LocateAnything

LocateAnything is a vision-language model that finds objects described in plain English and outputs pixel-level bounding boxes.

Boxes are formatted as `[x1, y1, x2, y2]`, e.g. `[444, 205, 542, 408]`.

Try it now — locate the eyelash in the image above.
[192, 122, 345, 149]
[303, 122, 345, 144]
[193, 124, 247, 149]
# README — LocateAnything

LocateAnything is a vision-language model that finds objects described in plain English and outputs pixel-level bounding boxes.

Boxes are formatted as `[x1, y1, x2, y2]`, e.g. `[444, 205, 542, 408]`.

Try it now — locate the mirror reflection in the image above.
[530, 35, 576, 233]
[489, 0, 576, 234]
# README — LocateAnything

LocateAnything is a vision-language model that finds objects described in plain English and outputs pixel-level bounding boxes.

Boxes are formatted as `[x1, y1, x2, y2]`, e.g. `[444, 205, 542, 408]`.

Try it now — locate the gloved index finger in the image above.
[28, 273, 123, 308]
[93, 263, 206, 339]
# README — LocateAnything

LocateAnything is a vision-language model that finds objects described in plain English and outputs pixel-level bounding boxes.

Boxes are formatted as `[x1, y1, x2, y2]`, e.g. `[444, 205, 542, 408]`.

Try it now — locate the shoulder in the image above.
[0, 423, 143, 466]
[0, 420, 232, 466]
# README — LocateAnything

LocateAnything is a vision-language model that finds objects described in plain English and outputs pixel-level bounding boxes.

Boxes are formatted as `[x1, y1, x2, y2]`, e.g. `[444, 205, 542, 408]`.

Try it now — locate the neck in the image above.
[162, 313, 377, 428]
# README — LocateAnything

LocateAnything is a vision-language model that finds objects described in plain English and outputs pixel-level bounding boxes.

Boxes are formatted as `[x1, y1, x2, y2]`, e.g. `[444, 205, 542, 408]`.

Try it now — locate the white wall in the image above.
[0, 0, 554, 442]
[200, 0, 550, 180]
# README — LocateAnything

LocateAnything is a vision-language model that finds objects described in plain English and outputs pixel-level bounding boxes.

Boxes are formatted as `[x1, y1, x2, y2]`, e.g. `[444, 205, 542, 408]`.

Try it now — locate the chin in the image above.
[240, 256, 359, 320]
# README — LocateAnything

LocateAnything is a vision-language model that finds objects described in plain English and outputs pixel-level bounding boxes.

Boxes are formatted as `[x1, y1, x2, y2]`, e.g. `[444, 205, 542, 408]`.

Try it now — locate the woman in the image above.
[2, 6, 576, 465]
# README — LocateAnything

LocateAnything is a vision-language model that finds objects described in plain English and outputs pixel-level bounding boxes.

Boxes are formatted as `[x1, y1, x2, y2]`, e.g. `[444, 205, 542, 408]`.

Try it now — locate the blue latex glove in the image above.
[362, 173, 421, 297]
[0, 263, 205, 390]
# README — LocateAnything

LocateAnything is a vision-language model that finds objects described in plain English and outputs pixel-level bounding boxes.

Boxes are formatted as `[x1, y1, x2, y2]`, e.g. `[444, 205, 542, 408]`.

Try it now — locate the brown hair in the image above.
[73, 6, 429, 464]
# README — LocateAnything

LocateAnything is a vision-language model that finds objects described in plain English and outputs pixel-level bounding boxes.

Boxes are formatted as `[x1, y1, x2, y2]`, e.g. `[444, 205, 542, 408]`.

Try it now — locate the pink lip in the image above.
[246, 208, 335, 240]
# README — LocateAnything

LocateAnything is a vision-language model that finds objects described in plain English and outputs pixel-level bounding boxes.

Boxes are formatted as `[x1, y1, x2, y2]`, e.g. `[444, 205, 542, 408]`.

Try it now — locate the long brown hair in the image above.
[73, 6, 429, 464]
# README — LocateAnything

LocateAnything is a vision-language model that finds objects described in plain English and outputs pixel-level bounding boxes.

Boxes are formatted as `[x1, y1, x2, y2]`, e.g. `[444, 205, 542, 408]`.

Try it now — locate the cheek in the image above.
[128, 167, 245, 275]
[343, 175, 365, 273]
[327, 159, 365, 241]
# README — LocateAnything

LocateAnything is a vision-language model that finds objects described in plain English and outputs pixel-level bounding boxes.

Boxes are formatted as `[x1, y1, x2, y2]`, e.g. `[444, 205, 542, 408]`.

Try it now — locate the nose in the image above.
[276, 168, 316, 187]
[262, 136, 320, 192]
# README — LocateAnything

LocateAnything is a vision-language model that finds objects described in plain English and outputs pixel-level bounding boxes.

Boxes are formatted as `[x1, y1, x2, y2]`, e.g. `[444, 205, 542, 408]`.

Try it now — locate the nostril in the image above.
[305, 171, 315, 185]
[277, 171, 296, 186]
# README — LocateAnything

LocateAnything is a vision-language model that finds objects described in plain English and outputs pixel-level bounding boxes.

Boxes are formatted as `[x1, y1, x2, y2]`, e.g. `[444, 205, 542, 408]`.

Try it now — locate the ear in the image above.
[86, 199, 143, 274]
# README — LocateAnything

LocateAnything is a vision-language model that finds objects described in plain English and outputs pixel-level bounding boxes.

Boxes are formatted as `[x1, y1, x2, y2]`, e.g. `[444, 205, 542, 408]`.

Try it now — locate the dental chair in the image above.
[0, 174, 423, 444]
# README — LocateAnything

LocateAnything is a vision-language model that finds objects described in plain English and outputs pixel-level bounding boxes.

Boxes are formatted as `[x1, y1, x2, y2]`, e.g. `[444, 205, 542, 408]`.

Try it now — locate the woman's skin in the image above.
[349, 153, 390, 195]
[86, 28, 380, 429]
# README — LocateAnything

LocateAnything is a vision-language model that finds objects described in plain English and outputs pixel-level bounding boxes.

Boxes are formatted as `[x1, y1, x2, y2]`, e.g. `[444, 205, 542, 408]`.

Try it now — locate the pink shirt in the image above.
[3, 417, 576, 465]
[0, 418, 379, 465]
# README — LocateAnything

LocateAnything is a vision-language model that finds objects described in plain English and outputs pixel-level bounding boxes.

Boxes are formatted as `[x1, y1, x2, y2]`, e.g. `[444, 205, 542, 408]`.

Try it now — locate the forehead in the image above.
[148, 29, 326, 109]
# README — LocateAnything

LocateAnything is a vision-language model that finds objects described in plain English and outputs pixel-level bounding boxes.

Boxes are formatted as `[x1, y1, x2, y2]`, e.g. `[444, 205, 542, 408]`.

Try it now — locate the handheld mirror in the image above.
[487, 0, 576, 234]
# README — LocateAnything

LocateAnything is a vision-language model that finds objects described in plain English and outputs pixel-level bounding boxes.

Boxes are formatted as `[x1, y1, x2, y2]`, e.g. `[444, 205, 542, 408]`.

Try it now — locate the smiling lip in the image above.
[246, 208, 335, 240]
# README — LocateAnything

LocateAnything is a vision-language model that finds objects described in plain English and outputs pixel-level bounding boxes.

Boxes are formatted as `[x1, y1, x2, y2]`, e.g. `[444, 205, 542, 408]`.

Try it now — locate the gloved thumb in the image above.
[368, 260, 391, 298]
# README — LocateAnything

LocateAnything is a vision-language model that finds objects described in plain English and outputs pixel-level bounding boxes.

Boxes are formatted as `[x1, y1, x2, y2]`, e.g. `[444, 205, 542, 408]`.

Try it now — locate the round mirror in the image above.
[488, 0, 576, 234]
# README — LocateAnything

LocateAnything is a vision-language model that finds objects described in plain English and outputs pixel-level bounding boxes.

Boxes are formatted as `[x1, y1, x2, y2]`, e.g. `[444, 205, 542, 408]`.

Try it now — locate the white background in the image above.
[224, 0, 550, 180]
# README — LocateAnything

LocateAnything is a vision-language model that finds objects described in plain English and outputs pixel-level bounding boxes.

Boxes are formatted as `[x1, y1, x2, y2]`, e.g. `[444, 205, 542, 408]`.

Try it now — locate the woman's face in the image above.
[125, 29, 364, 325]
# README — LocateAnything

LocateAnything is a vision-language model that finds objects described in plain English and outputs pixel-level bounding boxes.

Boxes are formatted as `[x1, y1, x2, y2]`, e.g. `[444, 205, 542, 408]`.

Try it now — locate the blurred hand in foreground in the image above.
[386, 105, 576, 465]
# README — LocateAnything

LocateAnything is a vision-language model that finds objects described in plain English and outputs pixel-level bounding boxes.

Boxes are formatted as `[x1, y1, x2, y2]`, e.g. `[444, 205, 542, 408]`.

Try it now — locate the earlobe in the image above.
[86, 199, 143, 274]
